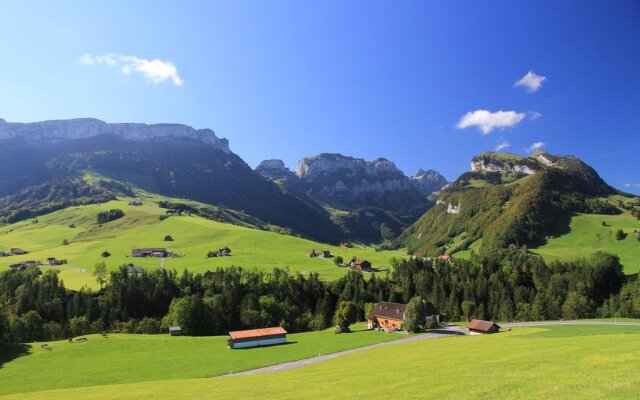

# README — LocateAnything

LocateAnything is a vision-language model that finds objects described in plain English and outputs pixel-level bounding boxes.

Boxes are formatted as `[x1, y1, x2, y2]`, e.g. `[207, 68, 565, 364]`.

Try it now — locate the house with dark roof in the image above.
[131, 248, 173, 258]
[169, 326, 182, 336]
[367, 301, 440, 330]
[308, 250, 332, 258]
[349, 259, 372, 271]
[468, 319, 500, 335]
[10, 248, 28, 255]
[227, 327, 288, 349]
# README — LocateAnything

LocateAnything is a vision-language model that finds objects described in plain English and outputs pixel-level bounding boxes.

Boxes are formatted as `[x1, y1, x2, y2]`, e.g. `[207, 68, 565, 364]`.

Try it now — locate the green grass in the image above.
[0, 323, 402, 396]
[530, 212, 640, 273]
[0, 191, 405, 289]
[3, 324, 640, 399]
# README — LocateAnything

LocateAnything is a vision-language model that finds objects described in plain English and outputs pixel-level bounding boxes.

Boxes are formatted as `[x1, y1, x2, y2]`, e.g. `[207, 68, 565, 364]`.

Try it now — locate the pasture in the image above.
[1, 324, 639, 399]
[0, 192, 406, 289]
[0, 323, 402, 396]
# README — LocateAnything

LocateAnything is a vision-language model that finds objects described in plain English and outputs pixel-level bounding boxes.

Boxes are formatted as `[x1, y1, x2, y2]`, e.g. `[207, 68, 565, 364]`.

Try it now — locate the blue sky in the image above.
[1, 1, 639, 193]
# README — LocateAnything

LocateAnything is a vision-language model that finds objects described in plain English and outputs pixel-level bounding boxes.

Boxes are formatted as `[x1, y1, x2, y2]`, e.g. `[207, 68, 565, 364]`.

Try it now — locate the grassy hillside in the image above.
[0, 323, 400, 396]
[0, 190, 405, 289]
[530, 211, 640, 273]
[2, 325, 639, 399]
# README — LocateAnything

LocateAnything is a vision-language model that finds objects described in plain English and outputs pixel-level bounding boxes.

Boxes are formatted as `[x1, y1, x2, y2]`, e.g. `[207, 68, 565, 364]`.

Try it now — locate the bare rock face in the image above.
[256, 159, 297, 181]
[0, 118, 230, 153]
[410, 169, 449, 196]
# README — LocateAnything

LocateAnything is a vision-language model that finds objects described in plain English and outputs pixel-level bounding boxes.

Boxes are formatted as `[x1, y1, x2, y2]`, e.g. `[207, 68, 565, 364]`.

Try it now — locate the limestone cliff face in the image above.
[470, 159, 537, 175]
[0, 118, 230, 153]
[257, 153, 446, 219]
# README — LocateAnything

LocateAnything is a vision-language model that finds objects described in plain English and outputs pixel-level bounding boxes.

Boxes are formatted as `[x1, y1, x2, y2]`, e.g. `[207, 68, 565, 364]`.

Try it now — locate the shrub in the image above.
[615, 229, 625, 241]
[101, 251, 111, 258]
[62, 239, 70, 246]
[164, 235, 174, 242]
[334, 256, 344, 266]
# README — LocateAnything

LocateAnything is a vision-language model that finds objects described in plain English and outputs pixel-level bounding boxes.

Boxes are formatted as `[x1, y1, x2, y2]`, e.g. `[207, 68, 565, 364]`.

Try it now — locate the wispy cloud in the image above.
[623, 183, 640, 188]
[78, 53, 183, 86]
[495, 140, 510, 152]
[527, 111, 543, 120]
[456, 109, 525, 134]
[514, 70, 546, 93]
[526, 141, 546, 153]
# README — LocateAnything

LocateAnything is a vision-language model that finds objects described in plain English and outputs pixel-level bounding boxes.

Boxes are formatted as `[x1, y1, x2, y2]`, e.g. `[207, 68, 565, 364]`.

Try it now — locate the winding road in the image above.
[221, 321, 640, 377]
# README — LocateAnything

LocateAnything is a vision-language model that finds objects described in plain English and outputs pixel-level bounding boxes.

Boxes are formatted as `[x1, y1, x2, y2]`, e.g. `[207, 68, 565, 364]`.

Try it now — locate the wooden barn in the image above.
[367, 300, 439, 330]
[468, 319, 500, 335]
[227, 327, 288, 349]
[169, 326, 182, 336]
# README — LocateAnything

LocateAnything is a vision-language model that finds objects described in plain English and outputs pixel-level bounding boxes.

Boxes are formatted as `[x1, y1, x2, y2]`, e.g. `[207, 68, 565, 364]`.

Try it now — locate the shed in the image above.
[169, 326, 182, 336]
[228, 327, 287, 349]
[468, 319, 500, 335]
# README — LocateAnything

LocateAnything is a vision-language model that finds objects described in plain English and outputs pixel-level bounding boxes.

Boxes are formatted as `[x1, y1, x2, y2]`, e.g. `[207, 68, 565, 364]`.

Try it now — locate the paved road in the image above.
[221, 321, 640, 377]
[500, 320, 640, 328]
[222, 326, 466, 377]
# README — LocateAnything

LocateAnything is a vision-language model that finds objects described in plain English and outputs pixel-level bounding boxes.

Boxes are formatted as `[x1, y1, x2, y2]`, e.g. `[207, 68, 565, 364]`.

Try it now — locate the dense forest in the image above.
[1, 247, 638, 343]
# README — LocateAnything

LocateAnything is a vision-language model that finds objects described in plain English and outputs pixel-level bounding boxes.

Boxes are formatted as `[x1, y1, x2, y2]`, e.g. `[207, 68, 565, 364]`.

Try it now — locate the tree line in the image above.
[0, 247, 638, 343]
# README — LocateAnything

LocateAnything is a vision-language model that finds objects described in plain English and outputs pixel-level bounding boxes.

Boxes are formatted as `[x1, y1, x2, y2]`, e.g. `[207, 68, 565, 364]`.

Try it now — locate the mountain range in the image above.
[0, 118, 447, 243]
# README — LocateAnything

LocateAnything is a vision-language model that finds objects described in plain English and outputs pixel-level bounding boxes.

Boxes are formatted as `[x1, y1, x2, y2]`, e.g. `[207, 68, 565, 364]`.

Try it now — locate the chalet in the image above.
[412, 252, 425, 260]
[128, 201, 143, 206]
[126, 264, 145, 275]
[367, 301, 439, 330]
[217, 248, 230, 257]
[468, 319, 500, 335]
[339, 242, 352, 248]
[437, 255, 452, 264]
[308, 250, 332, 258]
[228, 327, 288, 349]
[169, 326, 182, 336]
[47, 257, 62, 266]
[367, 302, 405, 330]
[10, 248, 28, 255]
[131, 248, 173, 258]
[350, 259, 372, 271]
[10, 260, 38, 270]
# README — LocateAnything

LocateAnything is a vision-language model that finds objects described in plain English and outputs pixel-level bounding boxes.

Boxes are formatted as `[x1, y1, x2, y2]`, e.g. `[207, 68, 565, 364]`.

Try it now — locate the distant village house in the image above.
[227, 327, 288, 349]
[339, 242, 352, 248]
[10, 248, 28, 255]
[437, 255, 452, 264]
[131, 248, 173, 258]
[308, 250, 332, 258]
[349, 259, 372, 271]
[367, 301, 439, 331]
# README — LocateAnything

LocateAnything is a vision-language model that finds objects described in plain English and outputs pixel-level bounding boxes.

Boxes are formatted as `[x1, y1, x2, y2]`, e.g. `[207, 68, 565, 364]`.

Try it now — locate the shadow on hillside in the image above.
[428, 328, 466, 336]
[0, 343, 30, 368]
[530, 212, 573, 248]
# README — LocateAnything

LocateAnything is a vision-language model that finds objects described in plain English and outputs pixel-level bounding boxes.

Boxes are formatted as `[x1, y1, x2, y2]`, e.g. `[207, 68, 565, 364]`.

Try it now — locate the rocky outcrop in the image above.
[411, 169, 449, 196]
[256, 159, 297, 181]
[471, 159, 537, 175]
[0, 118, 230, 153]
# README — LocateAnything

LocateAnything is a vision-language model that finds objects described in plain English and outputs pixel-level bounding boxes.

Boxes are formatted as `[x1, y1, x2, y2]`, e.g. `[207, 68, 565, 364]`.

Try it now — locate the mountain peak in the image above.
[0, 117, 230, 153]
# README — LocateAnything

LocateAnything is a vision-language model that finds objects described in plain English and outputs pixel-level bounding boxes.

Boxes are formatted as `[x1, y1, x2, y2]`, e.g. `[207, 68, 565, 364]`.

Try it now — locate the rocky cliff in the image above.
[410, 169, 449, 195]
[0, 118, 230, 153]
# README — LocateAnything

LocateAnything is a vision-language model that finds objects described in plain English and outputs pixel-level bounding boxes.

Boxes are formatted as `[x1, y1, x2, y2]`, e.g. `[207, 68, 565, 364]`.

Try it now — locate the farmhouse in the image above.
[228, 327, 288, 349]
[367, 301, 405, 330]
[308, 250, 332, 258]
[169, 326, 182, 336]
[339, 242, 352, 248]
[131, 248, 173, 258]
[349, 259, 371, 271]
[126, 264, 144, 275]
[47, 257, 63, 266]
[367, 301, 440, 330]
[10, 248, 28, 255]
[437, 255, 452, 264]
[9, 260, 38, 270]
[0, 251, 9, 257]
[412, 252, 425, 260]
[468, 319, 500, 335]
[128, 201, 143, 206]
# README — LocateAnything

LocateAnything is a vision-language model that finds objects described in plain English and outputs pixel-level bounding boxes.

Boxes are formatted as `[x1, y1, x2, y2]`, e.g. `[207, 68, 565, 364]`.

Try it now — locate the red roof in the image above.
[437, 255, 451, 261]
[228, 327, 287, 340]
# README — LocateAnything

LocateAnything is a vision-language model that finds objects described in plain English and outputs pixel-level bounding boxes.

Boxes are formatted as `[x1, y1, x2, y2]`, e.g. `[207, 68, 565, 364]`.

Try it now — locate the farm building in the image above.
[9, 260, 38, 271]
[468, 319, 500, 335]
[436, 255, 452, 264]
[169, 327, 182, 336]
[47, 257, 62, 266]
[349, 259, 371, 271]
[308, 250, 332, 258]
[10, 248, 28, 255]
[412, 252, 425, 260]
[339, 242, 352, 248]
[228, 327, 288, 349]
[131, 248, 173, 258]
[367, 301, 440, 330]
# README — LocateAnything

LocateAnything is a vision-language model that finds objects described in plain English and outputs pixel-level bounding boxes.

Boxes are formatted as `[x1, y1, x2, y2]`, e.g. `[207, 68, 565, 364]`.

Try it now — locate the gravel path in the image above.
[222, 326, 466, 377]
[221, 321, 640, 377]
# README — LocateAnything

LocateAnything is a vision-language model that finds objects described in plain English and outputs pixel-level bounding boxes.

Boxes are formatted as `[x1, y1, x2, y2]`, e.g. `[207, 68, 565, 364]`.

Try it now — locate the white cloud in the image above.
[494, 140, 510, 152]
[514, 70, 547, 93]
[78, 53, 183, 86]
[624, 183, 640, 187]
[526, 141, 546, 153]
[456, 109, 525, 134]
[528, 111, 543, 120]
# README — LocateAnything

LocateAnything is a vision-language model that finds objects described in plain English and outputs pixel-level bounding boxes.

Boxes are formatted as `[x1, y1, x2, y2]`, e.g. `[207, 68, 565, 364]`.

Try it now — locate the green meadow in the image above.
[530, 211, 640, 273]
[0, 191, 406, 289]
[0, 323, 400, 396]
[1, 324, 639, 399]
